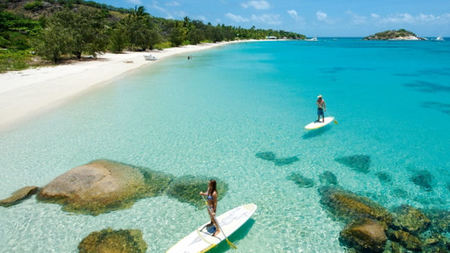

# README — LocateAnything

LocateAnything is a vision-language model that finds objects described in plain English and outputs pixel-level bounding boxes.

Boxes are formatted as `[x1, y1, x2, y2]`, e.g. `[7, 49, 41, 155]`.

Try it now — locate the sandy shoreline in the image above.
[0, 40, 258, 131]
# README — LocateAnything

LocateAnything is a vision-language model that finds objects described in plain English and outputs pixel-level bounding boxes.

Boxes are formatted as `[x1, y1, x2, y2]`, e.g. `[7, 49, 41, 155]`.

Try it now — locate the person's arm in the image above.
[323, 101, 326, 111]
[199, 191, 207, 196]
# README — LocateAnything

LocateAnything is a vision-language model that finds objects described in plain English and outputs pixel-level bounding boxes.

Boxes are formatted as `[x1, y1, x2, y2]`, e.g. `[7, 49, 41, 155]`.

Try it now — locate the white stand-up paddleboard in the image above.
[167, 203, 257, 253]
[304, 116, 335, 130]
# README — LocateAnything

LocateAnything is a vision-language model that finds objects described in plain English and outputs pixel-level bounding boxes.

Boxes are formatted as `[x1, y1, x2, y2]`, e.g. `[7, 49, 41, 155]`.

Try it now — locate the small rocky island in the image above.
[364, 29, 425, 40]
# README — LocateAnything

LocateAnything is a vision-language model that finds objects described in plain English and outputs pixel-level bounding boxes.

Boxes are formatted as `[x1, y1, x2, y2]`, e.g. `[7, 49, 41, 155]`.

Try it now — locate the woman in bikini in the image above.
[199, 179, 220, 236]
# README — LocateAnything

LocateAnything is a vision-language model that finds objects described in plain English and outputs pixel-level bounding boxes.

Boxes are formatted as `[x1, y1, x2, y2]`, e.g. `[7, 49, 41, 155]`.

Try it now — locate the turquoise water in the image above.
[0, 39, 449, 252]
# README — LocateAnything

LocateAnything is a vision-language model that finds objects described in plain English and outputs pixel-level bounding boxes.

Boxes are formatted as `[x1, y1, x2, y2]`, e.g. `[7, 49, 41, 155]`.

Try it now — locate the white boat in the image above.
[305, 37, 318, 41]
[144, 54, 157, 61]
[435, 36, 444, 41]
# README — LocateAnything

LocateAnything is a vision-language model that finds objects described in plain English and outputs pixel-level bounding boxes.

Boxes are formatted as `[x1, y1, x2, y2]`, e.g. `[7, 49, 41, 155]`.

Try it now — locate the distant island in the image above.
[364, 29, 425, 41]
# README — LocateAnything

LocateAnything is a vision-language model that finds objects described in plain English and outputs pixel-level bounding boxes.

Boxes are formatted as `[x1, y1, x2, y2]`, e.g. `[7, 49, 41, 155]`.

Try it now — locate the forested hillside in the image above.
[0, 0, 305, 72]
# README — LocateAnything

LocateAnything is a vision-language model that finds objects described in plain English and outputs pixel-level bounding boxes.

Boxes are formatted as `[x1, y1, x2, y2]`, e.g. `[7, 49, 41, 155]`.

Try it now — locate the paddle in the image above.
[201, 195, 237, 249]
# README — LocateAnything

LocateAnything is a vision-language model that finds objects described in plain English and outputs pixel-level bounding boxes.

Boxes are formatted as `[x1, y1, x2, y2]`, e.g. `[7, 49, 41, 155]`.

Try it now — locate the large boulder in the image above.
[319, 186, 392, 224]
[38, 160, 173, 215]
[0, 186, 39, 207]
[339, 218, 387, 252]
[392, 205, 431, 234]
[78, 228, 147, 253]
[166, 175, 228, 209]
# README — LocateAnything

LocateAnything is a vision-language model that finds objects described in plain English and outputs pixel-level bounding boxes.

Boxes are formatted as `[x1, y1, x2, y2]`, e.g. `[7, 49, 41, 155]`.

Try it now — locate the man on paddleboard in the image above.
[317, 95, 326, 122]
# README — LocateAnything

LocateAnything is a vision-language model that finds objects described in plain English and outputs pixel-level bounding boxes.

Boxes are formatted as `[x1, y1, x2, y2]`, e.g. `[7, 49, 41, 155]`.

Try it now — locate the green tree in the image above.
[70, 8, 109, 59]
[34, 21, 72, 62]
[169, 21, 186, 46]
[109, 22, 127, 53]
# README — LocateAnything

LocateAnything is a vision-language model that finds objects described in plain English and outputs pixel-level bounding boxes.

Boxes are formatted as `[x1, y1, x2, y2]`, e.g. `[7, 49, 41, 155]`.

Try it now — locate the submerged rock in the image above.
[421, 233, 449, 253]
[392, 188, 409, 199]
[287, 172, 314, 188]
[387, 229, 422, 251]
[319, 186, 392, 224]
[255, 152, 276, 161]
[166, 175, 228, 209]
[376, 172, 392, 183]
[0, 186, 39, 207]
[255, 151, 299, 166]
[424, 209, 450, 233]
[410, 170, 433, 191]
[38, 160, 173, 215]
[319, 171, 338, 186]
[392, 205, 431, 234]
[335, 155, 371, 173]
[78, 228, 147, 253]
[339, 218, 387, 252]
[273, 156, 299, 166]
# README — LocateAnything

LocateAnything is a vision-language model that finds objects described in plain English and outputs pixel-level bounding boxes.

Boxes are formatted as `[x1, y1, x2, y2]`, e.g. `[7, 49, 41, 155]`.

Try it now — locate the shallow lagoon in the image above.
[0, 39, 449, 252]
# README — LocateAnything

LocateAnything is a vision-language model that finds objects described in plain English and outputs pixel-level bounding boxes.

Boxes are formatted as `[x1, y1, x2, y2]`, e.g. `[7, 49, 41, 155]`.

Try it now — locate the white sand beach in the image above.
[0, 40, 252, 131]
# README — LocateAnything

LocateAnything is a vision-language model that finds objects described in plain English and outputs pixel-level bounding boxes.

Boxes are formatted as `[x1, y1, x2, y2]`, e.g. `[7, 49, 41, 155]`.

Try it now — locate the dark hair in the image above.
[207, 179, 217, 196]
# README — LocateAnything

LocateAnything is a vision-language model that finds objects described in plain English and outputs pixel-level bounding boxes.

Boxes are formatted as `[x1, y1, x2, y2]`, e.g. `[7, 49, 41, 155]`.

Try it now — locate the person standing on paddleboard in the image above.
[317, 95, 326, 122]
[200, 180, 220, 236]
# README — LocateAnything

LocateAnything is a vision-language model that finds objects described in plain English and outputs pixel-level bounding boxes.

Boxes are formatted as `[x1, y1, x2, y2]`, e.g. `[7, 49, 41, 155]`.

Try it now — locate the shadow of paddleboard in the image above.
[208, 219, 256, 253]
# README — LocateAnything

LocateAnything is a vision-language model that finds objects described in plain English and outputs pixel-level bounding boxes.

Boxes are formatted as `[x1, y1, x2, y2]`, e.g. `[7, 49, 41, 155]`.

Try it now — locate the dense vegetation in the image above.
[0, 0, 305, 72]
[364, 29, 420, 40]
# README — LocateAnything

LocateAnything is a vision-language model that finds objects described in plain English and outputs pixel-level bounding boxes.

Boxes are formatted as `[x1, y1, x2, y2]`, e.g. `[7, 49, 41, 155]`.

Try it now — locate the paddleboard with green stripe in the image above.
[167, 203, 257, 253]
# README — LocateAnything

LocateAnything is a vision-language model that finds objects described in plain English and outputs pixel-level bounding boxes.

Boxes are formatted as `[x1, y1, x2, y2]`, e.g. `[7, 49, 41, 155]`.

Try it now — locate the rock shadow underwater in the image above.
[335, 155, 371, 173]
[255, 151, 299, 166]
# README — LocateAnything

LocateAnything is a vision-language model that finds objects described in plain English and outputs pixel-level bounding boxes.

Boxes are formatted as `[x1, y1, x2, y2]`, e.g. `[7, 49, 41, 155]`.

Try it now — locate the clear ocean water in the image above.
[0, 39, 449, 252]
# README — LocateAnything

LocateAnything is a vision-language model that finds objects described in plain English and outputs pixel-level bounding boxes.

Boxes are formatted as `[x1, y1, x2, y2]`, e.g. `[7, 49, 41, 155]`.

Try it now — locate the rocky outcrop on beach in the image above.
[166, 175, 228, 209]
[319, 186, 392, 224]
[339, 218, 387, 252]
[78, 228, 147, 253]
[364, 29, 425, 40]
[287, 172, 314, 188]
[37, 160, 173, 215]
[0, 186, 39, 207]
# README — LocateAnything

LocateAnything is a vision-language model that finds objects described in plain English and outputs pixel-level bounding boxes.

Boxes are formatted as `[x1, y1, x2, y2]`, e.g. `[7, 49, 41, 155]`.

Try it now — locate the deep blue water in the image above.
[0, 39, 449, 252]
